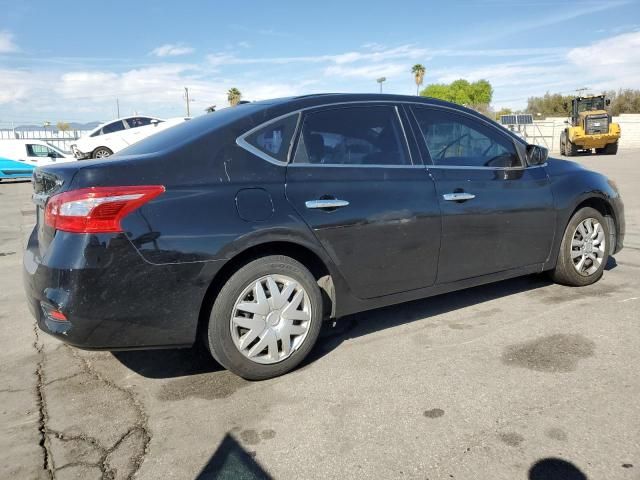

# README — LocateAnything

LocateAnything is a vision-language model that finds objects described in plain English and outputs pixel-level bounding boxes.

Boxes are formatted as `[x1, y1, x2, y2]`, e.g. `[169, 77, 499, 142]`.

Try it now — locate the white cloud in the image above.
[567, 31, 640, 89]
[324, 63, 407, 80]
[206, 44, 429, 67]
[568, 31, 640, 67]
[0, 31, 18, 53]
[150, 43, 194, 57]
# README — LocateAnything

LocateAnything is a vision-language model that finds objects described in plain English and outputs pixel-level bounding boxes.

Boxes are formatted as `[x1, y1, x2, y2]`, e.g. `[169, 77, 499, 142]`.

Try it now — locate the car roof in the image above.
[91, 115, 162, 131]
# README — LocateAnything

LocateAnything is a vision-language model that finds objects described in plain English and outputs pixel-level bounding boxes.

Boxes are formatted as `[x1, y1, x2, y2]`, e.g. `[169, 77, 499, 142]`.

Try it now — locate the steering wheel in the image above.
[437, 133, 470, 160]
[480, 142, 496, 157]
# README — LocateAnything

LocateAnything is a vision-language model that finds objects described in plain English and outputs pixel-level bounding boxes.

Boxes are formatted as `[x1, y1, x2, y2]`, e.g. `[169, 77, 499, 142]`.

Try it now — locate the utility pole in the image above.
[116, 98, 120, 118]
[184, 87, 191, 117]
[376, 77, 386, 93]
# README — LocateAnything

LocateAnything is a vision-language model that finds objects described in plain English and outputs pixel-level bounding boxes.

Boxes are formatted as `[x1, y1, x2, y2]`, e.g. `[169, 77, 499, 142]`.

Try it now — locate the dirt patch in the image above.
[499, 432, 524, 447]
[157, 371, 249, 401]
[545, 427, 568, 441]
[423, 408, 445, 418]
[502, 334, 595, 372]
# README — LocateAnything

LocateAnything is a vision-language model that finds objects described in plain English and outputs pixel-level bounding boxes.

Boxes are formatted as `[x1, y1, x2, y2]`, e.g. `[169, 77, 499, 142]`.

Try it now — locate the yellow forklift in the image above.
[559, 94, 620, 156]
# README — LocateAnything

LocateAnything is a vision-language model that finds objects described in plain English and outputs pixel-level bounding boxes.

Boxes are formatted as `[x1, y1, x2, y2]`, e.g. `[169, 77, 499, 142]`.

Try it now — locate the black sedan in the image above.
[23, 94, 625, 380]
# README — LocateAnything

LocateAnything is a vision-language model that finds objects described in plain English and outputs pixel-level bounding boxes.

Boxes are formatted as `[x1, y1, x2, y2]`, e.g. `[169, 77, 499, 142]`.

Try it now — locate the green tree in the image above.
[420, 79, 493, 112]
[56, 121, 71, 134]
[494, 107, 513, 120]
[411, 64, 426, 96]
[227, 88, 242, 107]
[607, 89, 640, 115]
[525, 92, 573, 118]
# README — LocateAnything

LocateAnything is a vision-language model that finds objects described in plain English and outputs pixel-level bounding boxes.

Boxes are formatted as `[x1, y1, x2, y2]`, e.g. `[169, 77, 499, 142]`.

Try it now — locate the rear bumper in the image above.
[23, 228, 223, 350]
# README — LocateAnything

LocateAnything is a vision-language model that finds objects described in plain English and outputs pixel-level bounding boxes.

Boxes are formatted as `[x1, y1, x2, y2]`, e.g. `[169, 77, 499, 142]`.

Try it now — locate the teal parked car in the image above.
[0, 156, 35, 181]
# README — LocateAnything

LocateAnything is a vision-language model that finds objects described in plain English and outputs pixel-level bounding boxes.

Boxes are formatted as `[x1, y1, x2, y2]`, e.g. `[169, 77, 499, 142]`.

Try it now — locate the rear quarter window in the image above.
[243, 113, 299, 163]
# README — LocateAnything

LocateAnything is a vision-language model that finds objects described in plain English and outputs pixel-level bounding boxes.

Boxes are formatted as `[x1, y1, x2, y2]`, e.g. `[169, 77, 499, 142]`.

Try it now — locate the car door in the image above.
[99, 120, 129, 151]
[25, 143, 55, 165]
[123, 117, 154, 144]
[284, 104, 441, 299]
[409, 105, 555, 284]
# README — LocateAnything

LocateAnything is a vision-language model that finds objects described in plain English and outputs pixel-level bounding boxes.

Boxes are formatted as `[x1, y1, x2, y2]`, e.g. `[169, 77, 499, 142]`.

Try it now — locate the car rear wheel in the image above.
[207, 255, 324, 380]
[549, 207, 609, 286]
[93, 147, 113, 158]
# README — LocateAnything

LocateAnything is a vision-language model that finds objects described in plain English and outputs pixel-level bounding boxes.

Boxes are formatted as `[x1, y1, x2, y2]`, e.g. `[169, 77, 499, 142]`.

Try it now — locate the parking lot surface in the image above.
[1, 150, 639, 480]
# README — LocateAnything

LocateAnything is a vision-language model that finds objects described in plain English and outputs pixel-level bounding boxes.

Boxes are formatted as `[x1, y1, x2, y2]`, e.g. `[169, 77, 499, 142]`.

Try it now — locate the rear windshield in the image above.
[118, 104, 266, 157]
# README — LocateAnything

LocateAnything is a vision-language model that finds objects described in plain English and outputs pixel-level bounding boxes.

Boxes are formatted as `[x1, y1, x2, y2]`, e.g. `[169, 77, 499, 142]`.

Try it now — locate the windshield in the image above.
[577, 97, 605, 112]
[46, 142, 69, 155]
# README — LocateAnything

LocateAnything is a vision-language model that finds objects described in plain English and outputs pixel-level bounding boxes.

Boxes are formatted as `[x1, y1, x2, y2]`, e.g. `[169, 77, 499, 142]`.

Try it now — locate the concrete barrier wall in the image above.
[510, 114, 640, 153]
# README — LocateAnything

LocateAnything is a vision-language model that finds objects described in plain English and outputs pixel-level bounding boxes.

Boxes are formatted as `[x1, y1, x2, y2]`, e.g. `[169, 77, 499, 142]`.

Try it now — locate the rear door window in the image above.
[292, 105, 410, 166]
[26, 144, 50, 157]
[101, 121, 126, 135]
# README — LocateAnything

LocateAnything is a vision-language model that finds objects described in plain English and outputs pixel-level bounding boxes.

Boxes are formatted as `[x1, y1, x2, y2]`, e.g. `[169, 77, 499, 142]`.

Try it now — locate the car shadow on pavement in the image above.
[304, 273, 556, 366]
[196, 433, 272, 480]
[0, 179, 32, 184]
[112, 342, 224, 379]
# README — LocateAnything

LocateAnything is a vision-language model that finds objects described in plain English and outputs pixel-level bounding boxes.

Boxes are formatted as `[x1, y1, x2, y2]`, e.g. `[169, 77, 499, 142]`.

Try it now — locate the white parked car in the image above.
[70, 116, 189, 159]
[0, 139, 76, 166]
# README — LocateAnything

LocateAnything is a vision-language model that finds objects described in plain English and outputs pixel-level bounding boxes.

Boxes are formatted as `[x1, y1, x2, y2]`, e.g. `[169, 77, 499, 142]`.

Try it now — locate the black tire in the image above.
[92, 147, 113, 159]
[207, 255, 324, 380]
[604, 142, 618, 155]
[559, 135, 566, 156]
[565, 139, 578, 157]
[595, 147, 606, 155]
[549, 207, 609, 286]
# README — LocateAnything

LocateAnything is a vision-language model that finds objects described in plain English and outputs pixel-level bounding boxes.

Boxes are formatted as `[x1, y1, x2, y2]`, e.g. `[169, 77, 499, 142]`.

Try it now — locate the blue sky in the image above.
[1, 0, 639, 124]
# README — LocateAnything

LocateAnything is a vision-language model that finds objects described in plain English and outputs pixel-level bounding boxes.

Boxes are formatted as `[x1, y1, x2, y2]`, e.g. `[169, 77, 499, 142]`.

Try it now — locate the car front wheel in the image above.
[207, 255, 324, 380]
[550, 207, 609, 286]
[93, 147, 113, 158]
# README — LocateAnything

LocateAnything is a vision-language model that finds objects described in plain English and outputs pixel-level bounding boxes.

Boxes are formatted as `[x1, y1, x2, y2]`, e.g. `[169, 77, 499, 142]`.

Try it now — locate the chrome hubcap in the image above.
[96, 150, 110, 158]
[230, 274, 312, 364]
[571, 218, 606, 276]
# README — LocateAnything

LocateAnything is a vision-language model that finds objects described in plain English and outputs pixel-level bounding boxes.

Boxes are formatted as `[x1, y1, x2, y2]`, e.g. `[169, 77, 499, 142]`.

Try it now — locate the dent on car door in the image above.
[410, 105, 556, 283]
[283, 104, 441, 299]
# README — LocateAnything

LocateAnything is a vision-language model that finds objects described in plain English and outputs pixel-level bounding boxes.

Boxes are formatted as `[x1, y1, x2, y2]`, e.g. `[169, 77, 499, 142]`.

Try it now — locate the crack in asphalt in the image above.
[32, 329, 151, 479]
[69, 348, 151, 479]
[33, 323, 54, 479]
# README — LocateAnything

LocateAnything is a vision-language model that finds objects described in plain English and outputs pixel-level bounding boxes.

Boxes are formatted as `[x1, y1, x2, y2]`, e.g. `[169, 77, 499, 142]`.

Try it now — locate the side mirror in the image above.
[150, 119, 160, 126]
[606, 99, 611, 106]
[526, 144, 548, 166]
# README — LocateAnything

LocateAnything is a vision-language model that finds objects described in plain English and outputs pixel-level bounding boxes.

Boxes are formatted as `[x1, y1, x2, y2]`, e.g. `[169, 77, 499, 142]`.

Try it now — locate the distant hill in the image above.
[13, 121, 102, 131]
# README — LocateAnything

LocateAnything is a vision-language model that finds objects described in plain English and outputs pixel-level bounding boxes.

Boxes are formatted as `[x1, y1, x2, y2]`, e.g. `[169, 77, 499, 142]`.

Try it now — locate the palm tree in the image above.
[411, 64, 426, 96]
[227, 88, 242, 107]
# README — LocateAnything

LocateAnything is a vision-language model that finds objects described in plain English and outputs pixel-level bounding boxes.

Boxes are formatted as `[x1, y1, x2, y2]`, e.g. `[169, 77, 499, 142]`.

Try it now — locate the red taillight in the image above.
[45, 185, 165, 233]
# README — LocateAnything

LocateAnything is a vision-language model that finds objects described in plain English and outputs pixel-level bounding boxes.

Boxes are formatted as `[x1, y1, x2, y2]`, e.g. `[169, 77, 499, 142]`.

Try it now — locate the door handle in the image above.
[305, 199, 350, 209]
[443, 192, 476, 202]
